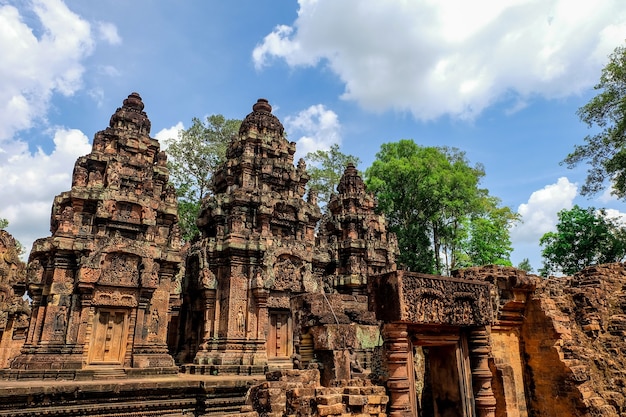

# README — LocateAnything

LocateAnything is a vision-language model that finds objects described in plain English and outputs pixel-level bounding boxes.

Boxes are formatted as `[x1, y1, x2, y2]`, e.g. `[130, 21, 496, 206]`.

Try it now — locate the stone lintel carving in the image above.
[369, 270, 492, 326]
[453, 265, 538, 328]
[93, 289, 138, 307]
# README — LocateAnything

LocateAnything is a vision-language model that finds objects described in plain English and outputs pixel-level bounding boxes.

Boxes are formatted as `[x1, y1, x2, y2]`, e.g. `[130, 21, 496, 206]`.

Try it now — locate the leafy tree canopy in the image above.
[517, 258, 533, 273]
[164, 115, 241, 241]
[563, 44, 626, 198]
[304, 144, 361, 206]
[0, 218, 8, 230]
[539, 205, 626, 276]
[365, 139, 517, 274]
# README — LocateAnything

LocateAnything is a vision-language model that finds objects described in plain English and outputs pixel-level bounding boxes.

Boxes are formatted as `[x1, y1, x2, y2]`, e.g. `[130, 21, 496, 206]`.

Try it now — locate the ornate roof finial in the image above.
[239, 98, 284, 137]
[123, 92, 144, 111]
[252, 98, 272, 113]
[109, 92, 151, 134]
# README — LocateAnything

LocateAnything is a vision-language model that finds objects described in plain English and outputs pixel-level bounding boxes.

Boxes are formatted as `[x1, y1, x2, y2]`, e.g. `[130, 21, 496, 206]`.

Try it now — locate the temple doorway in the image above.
[88, 309, 128, 365]
[267, 310, 292, 361]
[410, 337, 473, 417]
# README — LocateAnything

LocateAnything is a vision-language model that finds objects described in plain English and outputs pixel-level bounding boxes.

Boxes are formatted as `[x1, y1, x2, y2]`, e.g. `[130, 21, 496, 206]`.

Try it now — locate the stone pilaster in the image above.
[382, 323, 412, 417]
[469, 327, 497, 417]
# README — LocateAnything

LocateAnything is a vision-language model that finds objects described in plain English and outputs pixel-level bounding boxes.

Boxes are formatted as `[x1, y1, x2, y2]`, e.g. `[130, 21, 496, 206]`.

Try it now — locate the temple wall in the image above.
[489, 328, 527, 417]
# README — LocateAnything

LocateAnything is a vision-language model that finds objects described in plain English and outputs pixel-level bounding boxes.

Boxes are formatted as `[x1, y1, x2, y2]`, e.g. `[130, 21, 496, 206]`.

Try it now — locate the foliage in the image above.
[365, 140, 516, 274]
[539, 205, 626, 276]
[0, 218, 7, 229]
[304, 144, 361, 206]
[517, 258, 533, 273]
[164, 115, 241, 241]
[457, 200, 517, 269]
[563, 44, 626, 198]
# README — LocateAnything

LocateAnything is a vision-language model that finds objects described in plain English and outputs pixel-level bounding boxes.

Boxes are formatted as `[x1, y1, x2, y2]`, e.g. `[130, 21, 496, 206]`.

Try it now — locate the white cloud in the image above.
[253, 0, 626, 120]
[0, 128, 91, 257]
[603, 208, 626, 226]
[0, 0, 94, 141]
[96, 21, 121, 45]
[155, 122, 185, 150]
[511, 177, 578, 244]
[284, 104, 341, 160]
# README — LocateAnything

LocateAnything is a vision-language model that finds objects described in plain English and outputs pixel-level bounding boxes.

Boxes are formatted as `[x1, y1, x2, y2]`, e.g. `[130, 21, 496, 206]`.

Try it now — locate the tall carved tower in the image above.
[11, 93, 182, 376]
[179, 99, 324, 373]
[319, 163, 398, 295]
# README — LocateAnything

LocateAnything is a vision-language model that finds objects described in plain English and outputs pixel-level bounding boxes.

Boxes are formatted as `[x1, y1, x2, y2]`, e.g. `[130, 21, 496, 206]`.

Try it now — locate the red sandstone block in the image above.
[347, 394, 367, 406]
[344, 386, 361, 395]
[317, 403, 346, 416]
[290, 387, 316, 398]
[364, 404, 382, 413]
[317, 394, 343, 405]
[367, 395, 388, 405]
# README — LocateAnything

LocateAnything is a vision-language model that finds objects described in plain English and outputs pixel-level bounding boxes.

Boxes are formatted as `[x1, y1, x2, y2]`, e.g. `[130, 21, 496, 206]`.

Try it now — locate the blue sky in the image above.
[1, 0, 626, 273]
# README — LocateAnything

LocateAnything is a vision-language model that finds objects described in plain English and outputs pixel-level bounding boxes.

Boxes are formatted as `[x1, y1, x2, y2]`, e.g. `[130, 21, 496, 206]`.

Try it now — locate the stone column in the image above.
[201, 289, 216, 348]
[252, 286, 269, 367]
[469, 327, 497, 417]
[383, 323, 412, 417]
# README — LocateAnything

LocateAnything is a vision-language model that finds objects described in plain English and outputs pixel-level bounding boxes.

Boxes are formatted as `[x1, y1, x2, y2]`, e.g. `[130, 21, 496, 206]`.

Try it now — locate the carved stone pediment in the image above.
[370, 271, 492, 326]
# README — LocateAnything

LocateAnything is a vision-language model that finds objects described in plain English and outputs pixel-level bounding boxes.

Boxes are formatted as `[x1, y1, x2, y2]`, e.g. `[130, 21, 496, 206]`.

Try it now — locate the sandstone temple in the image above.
[1, 93, 626, 416]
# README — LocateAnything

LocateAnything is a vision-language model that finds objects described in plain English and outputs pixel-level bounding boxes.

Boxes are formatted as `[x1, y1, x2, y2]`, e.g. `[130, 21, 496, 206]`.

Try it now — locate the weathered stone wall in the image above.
[523, 264, 626, 416]
[0, 230, 29, 369]
[459, 263, 626, 416]
[243, 369, 388, 417]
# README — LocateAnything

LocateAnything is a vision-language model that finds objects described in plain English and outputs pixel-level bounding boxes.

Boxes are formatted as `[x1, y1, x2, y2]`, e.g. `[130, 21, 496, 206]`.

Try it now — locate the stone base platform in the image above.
[0, 373, 263, 417]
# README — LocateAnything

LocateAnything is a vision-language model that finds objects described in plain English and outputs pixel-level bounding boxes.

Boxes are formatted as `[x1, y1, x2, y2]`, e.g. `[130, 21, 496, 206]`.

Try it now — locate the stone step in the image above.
[90, 368, 127, 380]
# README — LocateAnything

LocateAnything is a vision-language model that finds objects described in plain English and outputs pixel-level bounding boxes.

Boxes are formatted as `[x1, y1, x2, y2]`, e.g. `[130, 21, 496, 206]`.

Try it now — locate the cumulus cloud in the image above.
[0, 0, 94, 141]
[96, 21, 121, 45]
[511, 177, 578, 244]
[284, 104, 341, 160]
[253, 0, 626, 120]
[155, 122, 185, 150]
[0, 128, 92, 256]
[603, 208, 626, 226]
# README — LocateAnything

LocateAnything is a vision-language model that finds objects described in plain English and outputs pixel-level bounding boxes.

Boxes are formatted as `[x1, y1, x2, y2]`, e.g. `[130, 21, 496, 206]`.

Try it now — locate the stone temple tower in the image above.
[179, 99, 325, 373]
[11, 93, 182, 377]
[176, 99, 399, 376]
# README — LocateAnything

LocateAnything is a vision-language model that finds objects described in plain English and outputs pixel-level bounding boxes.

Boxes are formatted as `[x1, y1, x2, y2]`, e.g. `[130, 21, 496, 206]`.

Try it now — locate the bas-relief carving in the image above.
[401, 275, 491, 326]
[100, 253, 140, 286]
[93, 289, 138, 307]
[272, 256, 304, 292]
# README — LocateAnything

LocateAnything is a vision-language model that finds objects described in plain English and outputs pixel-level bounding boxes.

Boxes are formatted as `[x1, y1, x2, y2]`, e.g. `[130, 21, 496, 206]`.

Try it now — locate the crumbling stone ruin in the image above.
[0, 230, 29, 368]
[2, 93, 626, 416]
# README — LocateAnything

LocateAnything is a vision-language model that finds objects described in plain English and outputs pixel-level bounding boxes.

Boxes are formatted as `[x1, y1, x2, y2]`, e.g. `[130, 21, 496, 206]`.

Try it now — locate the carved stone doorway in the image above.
[268, 310, 292, 362]
[89, 309, 129, 365]
[409, 336, 474, 417]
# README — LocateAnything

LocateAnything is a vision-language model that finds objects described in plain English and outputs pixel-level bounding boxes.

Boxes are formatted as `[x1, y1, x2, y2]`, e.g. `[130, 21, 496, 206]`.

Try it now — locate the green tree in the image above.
[517, 258, 533, 273]
[365, 140, 513, 274]
[304, 144, 361, 206]
[563, 44, 626, 198]
[457, 201, 518, 269]
[164, 115, 241, 241]
[539, 205, 626, 276]
[0, 218, 8, 229]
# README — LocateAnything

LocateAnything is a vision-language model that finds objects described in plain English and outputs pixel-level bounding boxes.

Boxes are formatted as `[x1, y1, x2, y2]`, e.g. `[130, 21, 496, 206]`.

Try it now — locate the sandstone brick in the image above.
[367, 395, 388, 405]
[346, 394, 367, 406]
[317, 403, 345, 416]
[317, 394, 343, 405]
